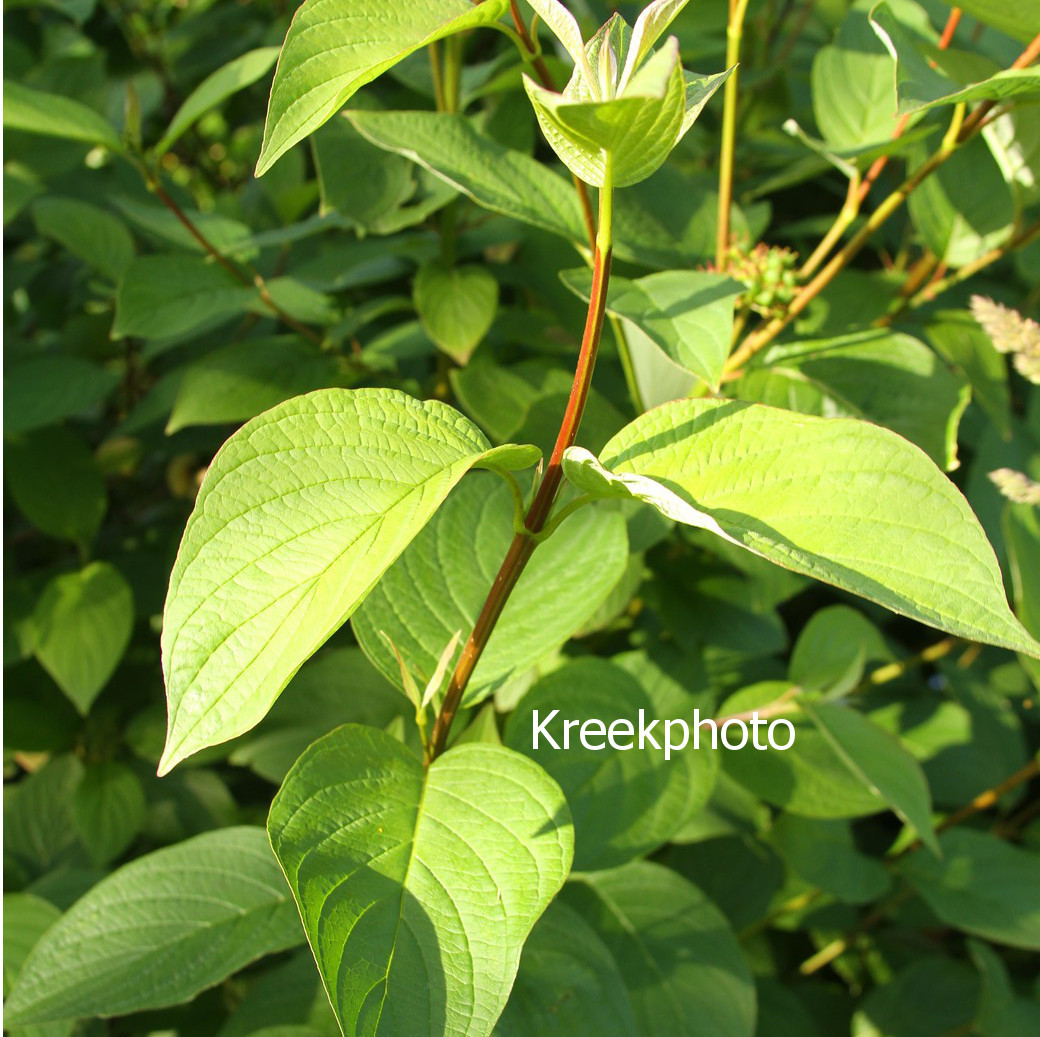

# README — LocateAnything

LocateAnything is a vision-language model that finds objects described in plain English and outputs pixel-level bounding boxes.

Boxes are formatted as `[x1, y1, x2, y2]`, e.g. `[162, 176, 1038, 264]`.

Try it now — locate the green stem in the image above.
[427, 173, 615, 762]
[428, 39, 446, 112]
[611, 314, 645, 414]
[798, 172, 861, 279]
[444, 34, 463, 114]
[716, 0, 751, 267]
[724, 104, 970, 374]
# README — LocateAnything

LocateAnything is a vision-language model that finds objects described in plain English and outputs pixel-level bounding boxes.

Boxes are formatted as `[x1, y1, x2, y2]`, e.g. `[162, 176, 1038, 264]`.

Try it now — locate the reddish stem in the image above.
[427, 242, 613, 760]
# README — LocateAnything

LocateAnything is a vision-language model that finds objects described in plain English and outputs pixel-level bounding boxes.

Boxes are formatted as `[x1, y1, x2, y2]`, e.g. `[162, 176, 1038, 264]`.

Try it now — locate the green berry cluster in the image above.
[718, 240, 799, 318]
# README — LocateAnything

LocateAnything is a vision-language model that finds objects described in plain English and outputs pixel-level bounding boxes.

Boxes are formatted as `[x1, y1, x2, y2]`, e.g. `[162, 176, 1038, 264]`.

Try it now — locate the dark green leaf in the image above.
[4, 828, 304, 1026]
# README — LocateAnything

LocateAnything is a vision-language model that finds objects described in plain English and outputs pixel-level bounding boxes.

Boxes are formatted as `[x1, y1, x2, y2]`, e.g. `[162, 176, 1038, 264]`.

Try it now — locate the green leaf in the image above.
[2, 80, 123, 151]
[561, 268, 743, 390]
[167, 337, 354, 434]
[525, 0, 594, 79]
[907, 134, 1015, 268]
[564, 862, 755, 1037]
[3, 827, 304, 1026]
[781, 117, 938, 180]
[872, 4, 1040, 113]
[770, 816, 891, 904]
[267, 724, 573, 1037]
[852, 958, 980, 1037]
[901, 828, 1040, 949]
[945, 0, 1040, 44]
[523, 40, 691, 188]
[2, 755, 84, 877]
[216, 950, 339, 1037]
[450, 360, 625, 453]
[493, 901, 638, 1037]
[3, 356, 119, 436]
[503, 657, 717, 870]
[113, 255, 256, 340]
[810, 8, 900, 151]
[347, 109, 587, 242]
[789, 605, 893, 696]
[4, 165, 43, 225]
[313, 115, 420, 231]
[969, 939, 1040, 1036]
[720, 685, 885, 819]
[800, 700, 939, 854]
[926, 311, 1012, 439]
[1005, 504, 1040, 660]
[352, 473, 627, 705]
[229, 648, 408, 784]
[414, 261, 499, 363]
[744, 329, 972, 470]
[32, 562, 134, 715]
[71, 761, 147, 866]
[114, 196, 256, 259]
[3, 894, 61, 993]
[32, 197, 134, 280]
[157, 47, 280, 155]
[5, 426, 107, 549]
[256, 0, 510, 175]
[579, 398, 1040, 656]
[160, 388, 538, 774]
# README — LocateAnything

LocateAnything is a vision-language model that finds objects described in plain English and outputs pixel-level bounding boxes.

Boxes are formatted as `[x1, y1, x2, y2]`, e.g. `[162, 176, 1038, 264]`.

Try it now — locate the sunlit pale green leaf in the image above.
[160, 388, 538, 773]
[581, 399, 1040, 656]
[268, 724, 573, 1037]
[524, 40, 690, 187]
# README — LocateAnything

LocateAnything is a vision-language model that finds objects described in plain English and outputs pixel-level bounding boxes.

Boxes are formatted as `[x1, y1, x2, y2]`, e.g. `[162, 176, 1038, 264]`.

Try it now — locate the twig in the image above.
[716, 0, 752, 266]
[149, 180, 325, 345]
